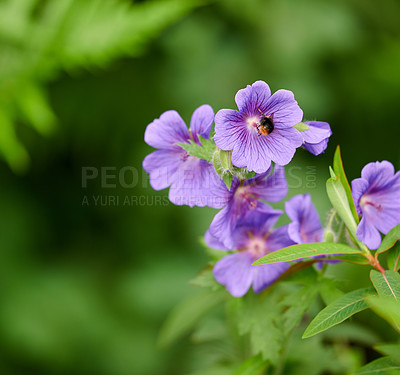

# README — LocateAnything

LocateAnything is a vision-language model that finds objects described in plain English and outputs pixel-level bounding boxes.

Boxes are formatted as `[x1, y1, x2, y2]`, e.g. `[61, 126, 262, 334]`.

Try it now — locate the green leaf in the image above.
[252, 243, 361, 265]
[370, 270, 400, 300]
[232, 354, 268, 375]
[330, 253, 369, 265]
[376, 224, 400, 255]
[176, 135, 216, 162]
[387, 242, 400, 271]
[281, 283, 319, 335]
[374, 343, 400, 364]
[326, 173, 358, 240]
[367, 296, 400, 332]
[353, 357, 400, 375]
[332, 146, 359, 223]
[294, 122, 309, 131]
[302, 288, 375, 338]
[158, 290, 224, 347]
[318, 278, 345, 305]
[232, 293, 283, 365]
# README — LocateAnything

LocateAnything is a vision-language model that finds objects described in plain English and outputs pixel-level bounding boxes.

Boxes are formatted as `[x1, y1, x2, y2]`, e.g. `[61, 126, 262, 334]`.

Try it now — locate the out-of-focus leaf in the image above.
[303, 288, 375, 338]
[158, 290, 225, 348]
[281, 283, 319, 335]
[353, 357, 400, 375]
[367, 296, 400, 332]
[0, 0, 203, 170]
[318, 277, 345, 306]
[232, 354, 268, 375]
[374, 343, 400, 364]
[253, 242, 361, 265]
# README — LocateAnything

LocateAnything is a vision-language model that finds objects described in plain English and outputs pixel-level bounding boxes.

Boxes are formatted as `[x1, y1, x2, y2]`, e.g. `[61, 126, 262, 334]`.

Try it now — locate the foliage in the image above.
[0, 0, 201, 172]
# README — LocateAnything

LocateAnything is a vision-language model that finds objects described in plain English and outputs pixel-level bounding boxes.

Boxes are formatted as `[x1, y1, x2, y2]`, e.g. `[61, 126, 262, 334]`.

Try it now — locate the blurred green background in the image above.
[1, 0, 400, 374]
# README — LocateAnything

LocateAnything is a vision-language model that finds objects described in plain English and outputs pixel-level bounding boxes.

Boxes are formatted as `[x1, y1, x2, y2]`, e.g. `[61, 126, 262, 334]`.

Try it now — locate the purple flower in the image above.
[352, 161, 400, 249]
[302, 121, 332, 156]
[211, 209, 294, 297]
[143, 105, 224, 208]
[205, 165, 288, 249]
[285, 194, 323, 244]
[214, 81, 303, 173]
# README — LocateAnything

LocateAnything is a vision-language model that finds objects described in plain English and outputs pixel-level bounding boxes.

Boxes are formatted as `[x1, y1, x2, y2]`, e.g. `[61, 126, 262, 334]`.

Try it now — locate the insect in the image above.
[256, 109, 274, 136]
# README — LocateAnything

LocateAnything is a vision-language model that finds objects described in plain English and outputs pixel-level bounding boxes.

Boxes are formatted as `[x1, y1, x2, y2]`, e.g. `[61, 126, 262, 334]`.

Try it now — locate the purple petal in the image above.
[357, 216, 382, 250]
[264, 89, 303, 128]
[204, 229, 229, 250]
[169, 159, 227, 208]
[144, 110, 190, 150]
[142, 149, 183, 190]
[190, 104, 214, 141]
[230, 129, 272, 172]
[214, 109, 246, 152]
[285, 194, 322, 244]
[234, 81, 272, 114]
[252, 262, 290, 293]
[302, 121, 332, 156]
[351, 178, 369, 215]
[261, 127, 303, 166]
[265, 225, 296, 252]
[303, 139, 330, 156]
[361, 161, 395, 187]
[208, 204, 237, 249]
[245, 165, 288, 202]
[302, 121, 332, 144]
[213, 251, 254, 297]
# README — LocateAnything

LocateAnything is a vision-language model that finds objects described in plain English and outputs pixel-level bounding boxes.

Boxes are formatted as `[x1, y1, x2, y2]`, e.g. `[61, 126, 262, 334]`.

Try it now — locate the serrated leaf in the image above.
[177, 135, 216, 162]
[281, 283, 319, 335]
[158, 290, 225, 347]
[353, 357, 400, 375]
[370, 270, 400, 300]
[232, 354, 268, 375]
[233, 293, 283, 365]
[294, 122, 309, 131]
[303, 288, 374, 338]
[332, 146, 359, 223]
[387, 242, 400, 271]
[252, 243, 361, 265]
[376, 225, 400, 255]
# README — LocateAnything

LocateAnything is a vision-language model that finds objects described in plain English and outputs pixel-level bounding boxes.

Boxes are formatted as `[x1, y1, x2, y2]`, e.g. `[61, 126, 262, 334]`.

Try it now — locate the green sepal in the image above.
[176, 135, 216, 162]
[294, 122, 310, 131]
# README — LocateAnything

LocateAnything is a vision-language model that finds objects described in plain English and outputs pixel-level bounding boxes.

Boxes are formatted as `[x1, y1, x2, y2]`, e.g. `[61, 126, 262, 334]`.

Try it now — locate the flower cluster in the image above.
[143, 80, 400, 297]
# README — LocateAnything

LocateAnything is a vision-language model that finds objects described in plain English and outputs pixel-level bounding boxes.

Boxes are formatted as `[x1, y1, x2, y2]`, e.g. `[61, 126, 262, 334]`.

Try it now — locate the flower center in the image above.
[246, 114, 274, 136]
[247, 236, 267, 258]
[360, 195, 383, 212]
[235, 185, 258, 209]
